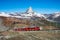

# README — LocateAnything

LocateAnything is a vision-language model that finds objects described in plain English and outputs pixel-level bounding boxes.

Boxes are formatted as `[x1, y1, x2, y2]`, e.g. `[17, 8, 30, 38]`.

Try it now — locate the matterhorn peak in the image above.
[26, 6, 34, 13]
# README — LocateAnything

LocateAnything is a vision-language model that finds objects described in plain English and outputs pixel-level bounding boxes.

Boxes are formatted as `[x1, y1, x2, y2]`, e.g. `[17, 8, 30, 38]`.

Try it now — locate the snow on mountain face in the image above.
[26, 7, 33, 13]
[24, 7, 46, 18]
[44, 14, 52, 18]
[35, 13, 46, 18]
[0, 7, 46, 19]
[23, 7, 35, 17]
[48, 12, 60, 19]
[47, 12, 60, 22]
[0, 7, 60, 22]
[34, 13, 46, 18]
[9, 12, 20, 16]
[19, 7, 46, 18]
[0, 12, 11, 17]
[52, 13, 60, 18]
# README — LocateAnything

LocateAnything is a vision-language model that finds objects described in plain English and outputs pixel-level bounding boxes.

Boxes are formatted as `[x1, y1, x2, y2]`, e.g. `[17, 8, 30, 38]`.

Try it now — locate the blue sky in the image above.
[0, 0, 60, 14]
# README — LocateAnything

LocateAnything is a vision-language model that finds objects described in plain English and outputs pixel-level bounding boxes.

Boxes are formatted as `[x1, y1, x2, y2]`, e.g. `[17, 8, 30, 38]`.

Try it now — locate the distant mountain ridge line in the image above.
[0, 7, 60, 22]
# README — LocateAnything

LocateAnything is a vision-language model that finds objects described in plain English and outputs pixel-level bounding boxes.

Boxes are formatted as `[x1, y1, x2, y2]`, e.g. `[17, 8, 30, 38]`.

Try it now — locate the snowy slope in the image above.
[0, 7, 46, 19]
[0, 12, 11, 17]
[20, 7, 46, 18]
[52, 12, 60, 18]
[47, 12, 60, 22]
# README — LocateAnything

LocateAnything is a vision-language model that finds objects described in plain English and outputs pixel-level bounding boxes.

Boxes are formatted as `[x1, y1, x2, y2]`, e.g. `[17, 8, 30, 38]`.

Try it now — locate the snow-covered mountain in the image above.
[19, 7, 46, 18]
[0, 7, 46, 19]
[0, 12, 11, 17]
[47, 12, 60, 22]
[0, 7, 60, 22]
[52, 12, 60, 18]
[44, 14, 52, 18]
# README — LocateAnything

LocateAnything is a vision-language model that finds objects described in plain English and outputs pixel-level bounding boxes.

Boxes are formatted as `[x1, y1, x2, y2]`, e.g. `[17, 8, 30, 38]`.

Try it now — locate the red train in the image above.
[13, 27, 41, 31]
